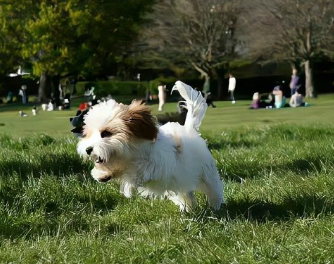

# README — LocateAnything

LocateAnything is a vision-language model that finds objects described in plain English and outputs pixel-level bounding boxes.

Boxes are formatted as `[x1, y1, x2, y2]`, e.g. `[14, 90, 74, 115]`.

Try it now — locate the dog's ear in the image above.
[71, 126, 84, 137]
[122, 100, 158, 140]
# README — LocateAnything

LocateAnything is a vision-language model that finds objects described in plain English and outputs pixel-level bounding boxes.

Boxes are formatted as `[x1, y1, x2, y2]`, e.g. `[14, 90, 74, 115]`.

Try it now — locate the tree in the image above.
[247, 0, 334, 97]
[0, 1, 27, 75]
[0, 0, 155, 103]
[135, 0, 243, 99]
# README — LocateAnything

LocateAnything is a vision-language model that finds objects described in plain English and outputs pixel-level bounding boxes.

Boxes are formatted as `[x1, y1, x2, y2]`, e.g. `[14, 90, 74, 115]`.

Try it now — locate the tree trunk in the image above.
[202, 75, 210, 94]
[190, 62, 210, 91]
[304, 60, 315, 98]
[216, 73, 223, 100]
[38, 72, 51, 103]
[215, 66, 228, 100]
[50, 75, 61, 106]
[38, 73, 61, 104]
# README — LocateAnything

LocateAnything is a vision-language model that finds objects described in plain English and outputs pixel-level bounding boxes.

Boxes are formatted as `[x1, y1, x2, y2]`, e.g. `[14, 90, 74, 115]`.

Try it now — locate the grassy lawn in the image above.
[0, 94, 334, 263]
[1, 93, 334, 136]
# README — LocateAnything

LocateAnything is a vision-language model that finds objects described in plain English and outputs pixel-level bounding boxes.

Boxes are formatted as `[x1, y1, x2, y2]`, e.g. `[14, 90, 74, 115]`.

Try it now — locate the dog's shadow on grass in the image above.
[211, 194, 333, 222]
[0, 153, 90, 180]
[207, 140, 257, 151]
[222, 155, 330, 183]
[285, 157, 326, 174]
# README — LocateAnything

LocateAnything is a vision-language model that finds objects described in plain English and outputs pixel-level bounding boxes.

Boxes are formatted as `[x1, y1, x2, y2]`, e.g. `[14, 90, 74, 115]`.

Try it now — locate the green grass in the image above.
[1, 94, 334, 136]
[0, 95, 334, 263]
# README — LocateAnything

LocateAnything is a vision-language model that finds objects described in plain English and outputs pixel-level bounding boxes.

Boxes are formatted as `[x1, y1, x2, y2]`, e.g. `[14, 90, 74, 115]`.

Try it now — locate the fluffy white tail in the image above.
[171, 81, 207, 132]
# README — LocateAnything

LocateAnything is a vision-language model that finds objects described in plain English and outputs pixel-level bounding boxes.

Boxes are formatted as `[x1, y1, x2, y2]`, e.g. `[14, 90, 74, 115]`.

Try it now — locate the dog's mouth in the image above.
[95, 156, 105, 164]
[98, 175, 112, 183]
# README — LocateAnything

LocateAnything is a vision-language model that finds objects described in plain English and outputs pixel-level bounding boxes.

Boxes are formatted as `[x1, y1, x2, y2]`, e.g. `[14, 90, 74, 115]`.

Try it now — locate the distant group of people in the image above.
[6, 85, 28, 104]
[250, 69, 307, 109]
[154, 80, 218, 113]
[10, 69, 309, 117]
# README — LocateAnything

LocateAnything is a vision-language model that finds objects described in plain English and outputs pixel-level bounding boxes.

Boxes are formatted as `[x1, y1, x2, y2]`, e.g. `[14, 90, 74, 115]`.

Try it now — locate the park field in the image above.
[0, 95, 334, 263]
[1, 93, 334, 136]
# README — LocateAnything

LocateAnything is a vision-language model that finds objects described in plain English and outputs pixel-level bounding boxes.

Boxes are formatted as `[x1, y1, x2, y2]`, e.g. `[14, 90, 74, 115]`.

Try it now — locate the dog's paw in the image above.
[91, 167, 112, 183]
[120, 182, 134, 198]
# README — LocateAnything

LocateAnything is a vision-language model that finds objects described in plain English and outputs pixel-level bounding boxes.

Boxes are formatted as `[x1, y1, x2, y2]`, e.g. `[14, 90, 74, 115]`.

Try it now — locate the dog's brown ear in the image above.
[122, 100, 158, 140]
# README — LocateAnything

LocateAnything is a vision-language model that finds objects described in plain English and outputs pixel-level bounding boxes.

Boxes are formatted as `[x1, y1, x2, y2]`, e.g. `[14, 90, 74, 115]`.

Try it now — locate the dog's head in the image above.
[77, 99, 158, 170]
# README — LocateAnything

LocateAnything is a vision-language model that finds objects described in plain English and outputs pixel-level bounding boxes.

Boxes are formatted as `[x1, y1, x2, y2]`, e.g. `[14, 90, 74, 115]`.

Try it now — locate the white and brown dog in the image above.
[76, 81, 223, 211]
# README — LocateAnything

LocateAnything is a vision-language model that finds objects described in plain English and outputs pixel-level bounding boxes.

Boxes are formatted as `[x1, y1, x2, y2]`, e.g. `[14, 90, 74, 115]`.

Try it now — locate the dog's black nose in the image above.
[86, 147, 93, 155]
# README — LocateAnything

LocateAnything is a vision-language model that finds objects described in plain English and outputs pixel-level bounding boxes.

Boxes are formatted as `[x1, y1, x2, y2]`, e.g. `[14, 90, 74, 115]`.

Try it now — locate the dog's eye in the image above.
[101, 130, 112, 138]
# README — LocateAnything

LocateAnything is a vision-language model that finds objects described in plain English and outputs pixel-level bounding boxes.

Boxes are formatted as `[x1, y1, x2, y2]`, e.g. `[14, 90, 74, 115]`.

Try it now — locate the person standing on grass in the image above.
[289, 69, 300, 97]
[158, 83, 167, 111]
[228, 73, 236, 104]
[19, 85, 27, 104]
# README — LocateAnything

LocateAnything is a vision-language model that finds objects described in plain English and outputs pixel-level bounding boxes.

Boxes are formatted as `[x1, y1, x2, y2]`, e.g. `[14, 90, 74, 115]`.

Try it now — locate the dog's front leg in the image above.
[91, 167, 112, 183]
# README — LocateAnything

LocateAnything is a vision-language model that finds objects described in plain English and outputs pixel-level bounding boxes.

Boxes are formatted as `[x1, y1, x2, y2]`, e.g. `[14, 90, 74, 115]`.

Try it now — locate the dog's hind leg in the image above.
[168, 191, 197, 212]
[199, 168, 223, 210]
[182, 191, 197, 212]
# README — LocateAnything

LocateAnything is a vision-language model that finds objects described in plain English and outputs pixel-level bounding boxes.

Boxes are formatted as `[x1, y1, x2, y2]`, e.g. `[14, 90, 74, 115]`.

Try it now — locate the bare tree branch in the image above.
[246, 0, 334, 97]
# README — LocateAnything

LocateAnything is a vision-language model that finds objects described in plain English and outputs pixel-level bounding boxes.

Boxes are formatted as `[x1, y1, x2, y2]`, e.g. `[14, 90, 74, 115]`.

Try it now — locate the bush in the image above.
[76, 81, 149, 97]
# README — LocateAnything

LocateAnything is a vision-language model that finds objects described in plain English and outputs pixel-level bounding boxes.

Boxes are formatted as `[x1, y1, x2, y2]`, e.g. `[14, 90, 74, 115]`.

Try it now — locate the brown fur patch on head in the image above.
[120, 100, 158, 141]
[83, 127, 93, 139]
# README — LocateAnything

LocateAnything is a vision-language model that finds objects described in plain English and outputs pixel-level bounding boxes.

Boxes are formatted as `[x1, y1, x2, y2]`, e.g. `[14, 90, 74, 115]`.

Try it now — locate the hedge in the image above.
[76, 77, 178, 99]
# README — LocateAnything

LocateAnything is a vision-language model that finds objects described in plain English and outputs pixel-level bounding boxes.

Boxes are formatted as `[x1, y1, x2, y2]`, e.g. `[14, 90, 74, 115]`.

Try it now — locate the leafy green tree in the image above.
[0, 2, 26, 74]
[0, 0, 155, 103]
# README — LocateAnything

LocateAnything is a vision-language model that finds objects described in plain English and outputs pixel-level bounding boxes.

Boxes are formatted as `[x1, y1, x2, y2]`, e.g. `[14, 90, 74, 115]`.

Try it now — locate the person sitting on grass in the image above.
[289, 91, 306, 107]
[47, 99, 55, 111]
[250, 92, 275, 109]
[250, 92, 261, 109]
[6, 91, 14, 103]
[272, 86, 286, 109]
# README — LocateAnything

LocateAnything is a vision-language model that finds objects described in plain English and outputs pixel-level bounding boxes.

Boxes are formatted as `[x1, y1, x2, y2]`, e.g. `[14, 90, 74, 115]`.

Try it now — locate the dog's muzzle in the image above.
[95, 156, 104, 164]
[86, 147, 105, 164]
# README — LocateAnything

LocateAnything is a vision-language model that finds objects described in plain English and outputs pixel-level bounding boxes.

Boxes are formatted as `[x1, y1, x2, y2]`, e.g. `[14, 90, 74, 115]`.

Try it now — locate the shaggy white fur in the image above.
[77, 81, 223, 211]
